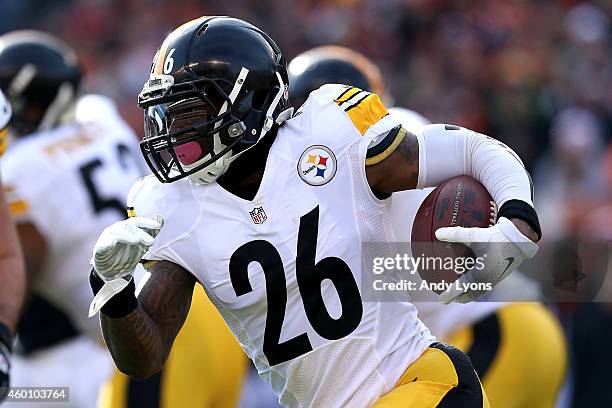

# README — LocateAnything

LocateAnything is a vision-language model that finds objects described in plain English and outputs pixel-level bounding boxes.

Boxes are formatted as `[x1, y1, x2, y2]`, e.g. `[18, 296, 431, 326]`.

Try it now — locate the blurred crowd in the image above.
[1, 0, 611, 406]
[0, 3, 608, 135]
[2, 0, 611, 243]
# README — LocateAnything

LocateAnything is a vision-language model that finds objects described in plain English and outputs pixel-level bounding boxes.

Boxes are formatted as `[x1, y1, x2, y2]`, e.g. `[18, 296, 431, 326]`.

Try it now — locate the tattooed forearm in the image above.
[366, 128, 420, 193]
[394, 131, 420, 186]
[101, 304, 165, 379]
[396, 130, 418, 162]
[101, 260, 195, 379]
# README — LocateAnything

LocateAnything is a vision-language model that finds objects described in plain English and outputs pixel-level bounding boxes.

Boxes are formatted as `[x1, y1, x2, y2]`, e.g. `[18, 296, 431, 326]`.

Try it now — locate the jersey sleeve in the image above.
[312, 84, 404, 166]
[74, 94, 122, 125]
[417, 124, 534, 207]
[127, 176, 165, 262]
[126, 175, 159, 220]
[1, 181, 31, 222]
[0, 144, 65, 244]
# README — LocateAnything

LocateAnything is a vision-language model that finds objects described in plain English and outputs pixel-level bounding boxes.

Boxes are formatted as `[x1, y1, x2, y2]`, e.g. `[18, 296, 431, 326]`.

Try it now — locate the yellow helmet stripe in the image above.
[153, 16, 209, 75]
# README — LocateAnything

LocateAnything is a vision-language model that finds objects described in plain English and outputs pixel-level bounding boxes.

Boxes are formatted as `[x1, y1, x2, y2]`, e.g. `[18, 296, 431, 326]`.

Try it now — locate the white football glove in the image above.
[435, 217, 538, 303]
[88, 215, 163, 317]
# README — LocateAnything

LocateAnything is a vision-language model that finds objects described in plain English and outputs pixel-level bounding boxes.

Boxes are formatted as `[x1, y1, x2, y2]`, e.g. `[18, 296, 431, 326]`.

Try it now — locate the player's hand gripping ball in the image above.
[412, 176, 538, 303]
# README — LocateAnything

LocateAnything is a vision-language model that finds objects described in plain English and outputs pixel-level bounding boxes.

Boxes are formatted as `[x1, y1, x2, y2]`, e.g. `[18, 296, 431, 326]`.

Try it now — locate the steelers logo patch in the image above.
[297, 145, 337, 186]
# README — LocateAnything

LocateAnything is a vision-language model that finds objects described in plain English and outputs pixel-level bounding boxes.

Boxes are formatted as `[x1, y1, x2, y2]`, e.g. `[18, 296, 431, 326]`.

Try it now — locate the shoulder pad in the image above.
[309, 84, 392, 137]
[126, 175, 194, 222]
[308, 83, 357, 103]
[126, 175, 165, 219]
[1, 135, 55, 187]
[74, 94, 121, 125]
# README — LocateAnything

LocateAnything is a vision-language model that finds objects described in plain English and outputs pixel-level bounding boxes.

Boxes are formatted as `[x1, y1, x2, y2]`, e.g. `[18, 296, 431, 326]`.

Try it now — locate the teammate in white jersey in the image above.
[289, 45, 567, 408]
[0, 89, 27, 403]
[89, 17, 541, 408]
[0, 31, 143, 407]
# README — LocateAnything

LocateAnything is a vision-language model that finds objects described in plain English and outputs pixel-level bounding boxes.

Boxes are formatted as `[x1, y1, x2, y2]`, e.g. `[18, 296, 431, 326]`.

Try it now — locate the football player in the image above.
[0, 31, 137, 407]
[0, 89, 26, 403]
[0, 31, 248, 408]
[89, 16, 541, 407]
[288, 45, 567, 408]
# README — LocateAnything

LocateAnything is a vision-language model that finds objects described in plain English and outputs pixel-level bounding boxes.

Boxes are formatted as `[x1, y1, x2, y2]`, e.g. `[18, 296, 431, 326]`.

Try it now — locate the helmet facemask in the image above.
[138, 17, 294, 184]
[140, 67, 290, 184]
[140, 70, 252, 184]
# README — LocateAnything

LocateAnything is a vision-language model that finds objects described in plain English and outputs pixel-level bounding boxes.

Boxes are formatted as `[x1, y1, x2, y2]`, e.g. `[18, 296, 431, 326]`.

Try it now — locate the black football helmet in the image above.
[0, 30, 82, 136]
[288, 45, 385, 108]
[138, 16, 292, 184]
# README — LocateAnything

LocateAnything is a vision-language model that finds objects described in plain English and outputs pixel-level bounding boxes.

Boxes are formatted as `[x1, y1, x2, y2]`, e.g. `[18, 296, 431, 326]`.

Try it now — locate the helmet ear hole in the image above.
[235, 91, 254, 116]
[196, 24, 209, 37]
[251, 89, 269, 111]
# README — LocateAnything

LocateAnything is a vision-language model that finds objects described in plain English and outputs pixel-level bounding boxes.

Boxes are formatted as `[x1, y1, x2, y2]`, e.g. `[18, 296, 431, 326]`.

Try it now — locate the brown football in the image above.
[411, 176, 496, 291]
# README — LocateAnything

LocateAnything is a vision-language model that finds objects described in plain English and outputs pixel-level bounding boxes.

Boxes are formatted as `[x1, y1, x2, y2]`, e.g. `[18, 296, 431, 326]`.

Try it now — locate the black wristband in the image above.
[497, 199, 542, 239]
[0, 322, 12, 353]
[89, 270, 138, 318]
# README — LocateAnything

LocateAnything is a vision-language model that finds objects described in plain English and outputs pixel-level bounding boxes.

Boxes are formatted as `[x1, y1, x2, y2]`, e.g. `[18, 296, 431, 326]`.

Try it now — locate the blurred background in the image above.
[1, 0, 611, 406]
[2, 0, 611, 171]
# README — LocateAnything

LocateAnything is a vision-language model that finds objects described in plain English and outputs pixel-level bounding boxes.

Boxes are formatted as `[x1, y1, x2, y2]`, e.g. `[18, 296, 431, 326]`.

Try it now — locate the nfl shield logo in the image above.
[249, 206, 267, 224]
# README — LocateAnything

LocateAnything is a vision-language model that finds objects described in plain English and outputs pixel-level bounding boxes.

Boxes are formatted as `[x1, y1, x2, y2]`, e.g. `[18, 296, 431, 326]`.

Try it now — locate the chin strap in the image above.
[260, 71, 288, 140]
[222, 71, 293, 171]
[186, 68, 251, 184]
[276, 106, 294, 123]
[187, 68, 293, 185]
[213, 67, 250, 155]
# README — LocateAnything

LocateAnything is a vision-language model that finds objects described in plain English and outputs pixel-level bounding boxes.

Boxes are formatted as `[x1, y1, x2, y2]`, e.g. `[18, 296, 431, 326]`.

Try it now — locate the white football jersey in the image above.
[1, 94, 145, 340]
[389, 107, 528, 339]
[130, 85, 434, 407]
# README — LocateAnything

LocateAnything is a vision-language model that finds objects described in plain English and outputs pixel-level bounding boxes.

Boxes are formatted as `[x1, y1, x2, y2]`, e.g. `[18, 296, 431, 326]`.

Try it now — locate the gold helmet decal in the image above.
[152, 16, 210, 75]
